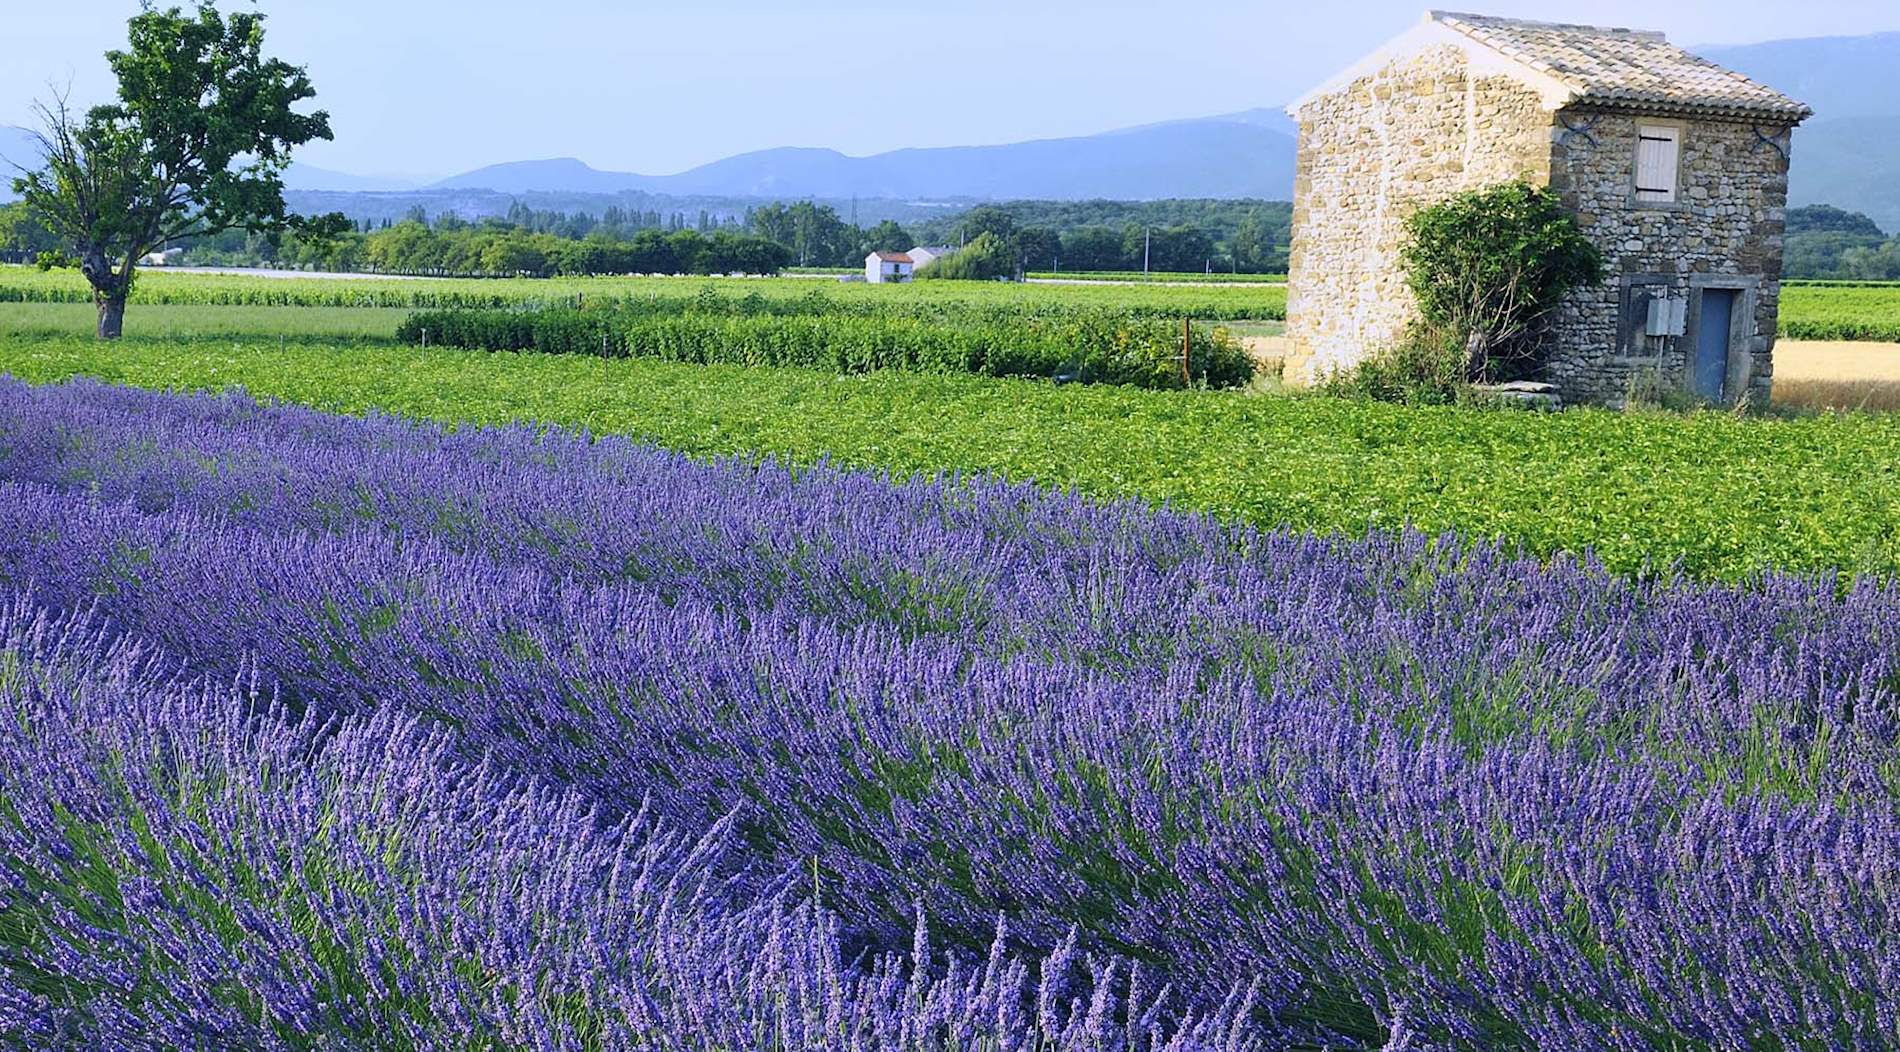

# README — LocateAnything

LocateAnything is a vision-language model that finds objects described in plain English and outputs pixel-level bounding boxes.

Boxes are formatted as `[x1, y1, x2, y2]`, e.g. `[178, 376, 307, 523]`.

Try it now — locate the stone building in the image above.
[1283, 11, 1811, 405]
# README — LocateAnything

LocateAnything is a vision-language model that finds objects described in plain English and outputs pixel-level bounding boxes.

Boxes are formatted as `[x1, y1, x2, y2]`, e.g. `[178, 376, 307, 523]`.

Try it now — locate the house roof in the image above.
[1431, 12, 1811, 121]
[1291, 11, 1810, 123]
[870, 251, 912, 263]
[909, 245, 957, 257]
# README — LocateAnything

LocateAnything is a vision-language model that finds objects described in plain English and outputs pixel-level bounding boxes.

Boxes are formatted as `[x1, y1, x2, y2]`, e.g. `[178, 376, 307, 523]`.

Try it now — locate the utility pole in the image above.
[1143, 227, 1151, 278]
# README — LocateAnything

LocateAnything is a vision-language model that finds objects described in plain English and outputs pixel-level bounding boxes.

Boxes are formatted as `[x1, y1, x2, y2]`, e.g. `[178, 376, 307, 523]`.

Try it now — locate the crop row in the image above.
[399, 307, 1257, 389]
[2, 378, 1898, 1047]
[8, 333, 1900, 580]
[0, 603, 1251, 1050]
[1778, 285, 1900, 342]
[0, 266, 1290, 320]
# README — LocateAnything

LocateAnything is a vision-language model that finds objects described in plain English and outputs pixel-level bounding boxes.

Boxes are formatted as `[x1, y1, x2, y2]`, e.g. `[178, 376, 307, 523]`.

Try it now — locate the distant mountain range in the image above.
[6, 30, 1900, 230]
[1701, 31, 1900, 233]
[423, 108, 1299, 202]
[281, 164, 426, 193]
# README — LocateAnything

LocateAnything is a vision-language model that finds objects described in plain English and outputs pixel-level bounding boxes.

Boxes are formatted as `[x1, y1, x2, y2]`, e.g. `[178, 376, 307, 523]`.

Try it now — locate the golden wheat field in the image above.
[1773, 340, 1900, 411]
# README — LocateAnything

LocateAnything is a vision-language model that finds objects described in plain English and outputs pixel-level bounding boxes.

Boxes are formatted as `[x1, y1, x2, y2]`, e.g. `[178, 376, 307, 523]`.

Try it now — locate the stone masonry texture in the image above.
[1285, 42, 1796, 407]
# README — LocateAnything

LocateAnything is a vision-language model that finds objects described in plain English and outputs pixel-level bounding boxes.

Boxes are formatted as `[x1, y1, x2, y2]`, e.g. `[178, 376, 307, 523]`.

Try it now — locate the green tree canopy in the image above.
[1011, 227, 1061, 273]
[860, 219, 913, 254]
[12, 2, 345, 337]
[957, 206, 1018, 245]
[1058, 226, 1125, 271]
[1787, 204, 1885, 239]
[915, 232, 1016, 281]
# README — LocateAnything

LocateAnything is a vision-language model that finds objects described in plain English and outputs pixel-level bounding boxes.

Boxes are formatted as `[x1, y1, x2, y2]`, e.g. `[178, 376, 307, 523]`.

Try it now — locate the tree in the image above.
[1059, 227, 1125, 271]
[479, 234, 548, 277]
[915, 233, 1015, 281]
[10, 3, 343, 338]
[1230, 210, 1274, 273]
[1841, 240, 1900, 281]
[747, 201, 855, 266]
[0, 202, 61, 259]
[1011, 227, 1060, 273]
[1783, 230, 1885, 280]
[958, 206, 1017, 245]
[861, 219, 912, 254]
[1399, 180, 1603, 381]
[1786, 204, 1886, 239]
[1144, 225, 1215, 272]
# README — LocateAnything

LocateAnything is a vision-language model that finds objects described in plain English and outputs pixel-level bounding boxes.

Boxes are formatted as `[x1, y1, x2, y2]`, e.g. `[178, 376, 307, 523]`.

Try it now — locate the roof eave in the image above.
[1560, 95, 1813, 125]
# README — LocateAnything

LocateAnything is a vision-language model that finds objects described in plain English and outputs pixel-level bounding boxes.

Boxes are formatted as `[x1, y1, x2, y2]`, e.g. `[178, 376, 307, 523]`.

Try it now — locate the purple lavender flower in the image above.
[1, 377, 1897, 1047]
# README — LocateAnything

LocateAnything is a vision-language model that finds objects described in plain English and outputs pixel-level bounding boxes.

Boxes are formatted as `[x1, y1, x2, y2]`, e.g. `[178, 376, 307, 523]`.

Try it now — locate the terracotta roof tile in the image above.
[1432, 11, 1812, 121]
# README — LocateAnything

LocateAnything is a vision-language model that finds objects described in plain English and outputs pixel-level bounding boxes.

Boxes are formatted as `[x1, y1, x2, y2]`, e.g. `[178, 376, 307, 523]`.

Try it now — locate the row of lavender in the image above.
[0, 601, 1252, 1049]
[2, 378, 1898, 1047]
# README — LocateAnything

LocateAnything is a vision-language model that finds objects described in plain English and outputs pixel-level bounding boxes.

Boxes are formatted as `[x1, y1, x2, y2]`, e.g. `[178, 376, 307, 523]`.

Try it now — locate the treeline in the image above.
[1785, 206, 1900, 281]
[24, 196, 1893, 281]
[0, 199, 792, 277]
[0, 197, 1291, 277]
[913, 200, 1292, 274]
[0, 202, 61, 264]
[244, 223, 790, 277]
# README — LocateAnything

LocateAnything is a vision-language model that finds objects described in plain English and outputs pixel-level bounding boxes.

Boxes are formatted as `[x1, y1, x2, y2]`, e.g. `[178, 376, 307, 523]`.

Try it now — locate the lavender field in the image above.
[2, 378, 1898, 1048]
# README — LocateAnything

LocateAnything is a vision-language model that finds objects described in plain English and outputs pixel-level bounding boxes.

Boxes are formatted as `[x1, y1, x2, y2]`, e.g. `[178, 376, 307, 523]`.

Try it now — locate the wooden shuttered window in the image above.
[1635, 126, 1680, 203]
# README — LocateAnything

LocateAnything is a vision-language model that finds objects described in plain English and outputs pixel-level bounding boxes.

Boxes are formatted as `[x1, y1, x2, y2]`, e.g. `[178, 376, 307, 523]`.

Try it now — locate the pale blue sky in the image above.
[5, 1, 1895, 179]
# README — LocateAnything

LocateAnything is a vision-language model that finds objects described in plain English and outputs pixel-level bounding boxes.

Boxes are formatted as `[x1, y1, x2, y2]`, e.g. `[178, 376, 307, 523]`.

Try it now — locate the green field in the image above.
[0, 301, 409, 341]
[6, 267, 1896, 339]
[1778, 285, 1900, 342]
[1028, 270, 1287, 284]
[4, 318, 1898, 581]
[0, 266, 1290, 320]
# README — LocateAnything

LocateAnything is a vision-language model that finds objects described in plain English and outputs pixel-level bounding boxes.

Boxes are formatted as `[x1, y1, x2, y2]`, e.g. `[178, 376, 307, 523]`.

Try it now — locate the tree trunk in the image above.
[1465, 331, 1492, 382]
[81, 247, 132, 341]
[96, 293, 127, 340]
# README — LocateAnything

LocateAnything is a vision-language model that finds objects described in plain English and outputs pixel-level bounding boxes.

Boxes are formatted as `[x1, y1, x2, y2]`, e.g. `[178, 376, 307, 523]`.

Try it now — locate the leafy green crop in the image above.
[5, 330, 1898, 582]
[1779, 286, 1900, 342]
[399, 306, 1256, 389]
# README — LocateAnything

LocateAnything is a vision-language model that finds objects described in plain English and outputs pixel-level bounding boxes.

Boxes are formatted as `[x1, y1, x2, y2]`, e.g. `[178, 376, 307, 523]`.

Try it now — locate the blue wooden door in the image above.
[1694, 290, 1734, 401]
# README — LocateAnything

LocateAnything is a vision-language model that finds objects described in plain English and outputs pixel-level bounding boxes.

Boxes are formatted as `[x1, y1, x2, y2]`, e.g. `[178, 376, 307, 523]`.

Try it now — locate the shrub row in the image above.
[397, 307, 1257, 389]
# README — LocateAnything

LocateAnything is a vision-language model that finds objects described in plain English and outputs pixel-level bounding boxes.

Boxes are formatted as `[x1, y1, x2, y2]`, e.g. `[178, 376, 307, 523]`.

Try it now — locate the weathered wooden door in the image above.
[1694, 289, 1735, 401]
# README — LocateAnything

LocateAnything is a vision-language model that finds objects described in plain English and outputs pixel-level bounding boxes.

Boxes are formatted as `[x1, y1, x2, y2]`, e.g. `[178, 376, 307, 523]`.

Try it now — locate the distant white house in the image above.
[865, 250, 913, 284]
[907, 245, 958, 272]
[140, 248, 185, 267]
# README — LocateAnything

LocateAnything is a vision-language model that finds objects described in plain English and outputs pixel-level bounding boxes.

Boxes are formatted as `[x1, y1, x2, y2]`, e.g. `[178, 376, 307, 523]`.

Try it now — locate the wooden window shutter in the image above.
[1635, 126, 1680, 203]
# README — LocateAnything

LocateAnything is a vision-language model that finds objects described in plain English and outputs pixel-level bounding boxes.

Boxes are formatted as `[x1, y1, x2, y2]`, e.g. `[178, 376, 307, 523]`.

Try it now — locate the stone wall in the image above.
[1546, 110, 1794, 407]
[1284, 44, 1556, 384]
[1286, 46, 1797, 407]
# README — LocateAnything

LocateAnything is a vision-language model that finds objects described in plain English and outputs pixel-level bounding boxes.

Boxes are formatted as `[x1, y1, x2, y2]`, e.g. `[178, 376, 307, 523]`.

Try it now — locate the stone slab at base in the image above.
[1472, 381, 1563, 409]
